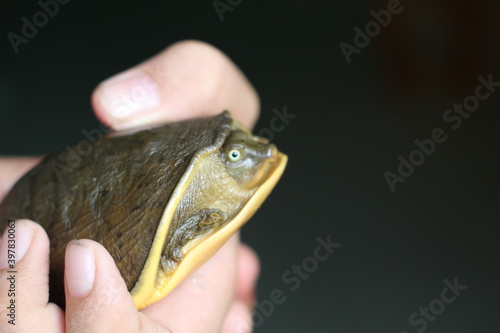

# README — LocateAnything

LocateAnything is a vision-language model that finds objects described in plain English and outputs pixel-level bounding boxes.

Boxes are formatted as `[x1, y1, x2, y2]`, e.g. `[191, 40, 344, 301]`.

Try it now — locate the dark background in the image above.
[1, 1, 500, 332]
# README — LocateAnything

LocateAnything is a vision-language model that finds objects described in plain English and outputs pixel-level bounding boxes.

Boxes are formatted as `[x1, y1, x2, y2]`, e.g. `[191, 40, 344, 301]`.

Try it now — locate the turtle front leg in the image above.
[160, 209, 227, 274]
[188, 208, 227, 240]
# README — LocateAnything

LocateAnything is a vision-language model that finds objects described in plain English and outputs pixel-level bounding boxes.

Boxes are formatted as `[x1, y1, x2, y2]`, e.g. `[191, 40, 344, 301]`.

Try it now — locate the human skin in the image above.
[0, 40, 260, 333]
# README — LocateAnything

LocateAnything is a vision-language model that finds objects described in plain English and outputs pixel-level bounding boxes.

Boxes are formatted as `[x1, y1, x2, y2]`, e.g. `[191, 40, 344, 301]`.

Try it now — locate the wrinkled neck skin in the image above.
[156, 125, 279, 289]
[158, 151, 255, 284]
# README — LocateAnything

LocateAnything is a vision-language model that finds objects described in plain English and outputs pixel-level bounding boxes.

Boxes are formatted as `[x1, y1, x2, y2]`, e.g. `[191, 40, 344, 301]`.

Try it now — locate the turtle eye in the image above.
[227, 149, 243, 163]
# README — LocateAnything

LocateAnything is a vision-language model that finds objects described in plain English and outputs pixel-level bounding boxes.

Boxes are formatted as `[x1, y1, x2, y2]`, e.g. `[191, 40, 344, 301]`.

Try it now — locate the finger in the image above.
[0, 219, 65, 332]
[236, 243, 260, 309]
[91, 40, 260, 130]
[221, 299, 253, 333]
[219, 244, 259, 333]
[142, 233, 240, 333]
[0, 157, 42, 202]
[64, 239, 171, 333]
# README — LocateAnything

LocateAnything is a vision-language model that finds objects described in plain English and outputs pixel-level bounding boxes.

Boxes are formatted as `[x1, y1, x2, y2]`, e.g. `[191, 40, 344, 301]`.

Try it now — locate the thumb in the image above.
[91, 40, 259, 130]
[0, 219, 65, 332]
[64, 239, 171, 333]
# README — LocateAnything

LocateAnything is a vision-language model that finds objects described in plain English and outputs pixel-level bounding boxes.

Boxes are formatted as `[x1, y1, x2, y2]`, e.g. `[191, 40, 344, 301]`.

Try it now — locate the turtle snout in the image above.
[265, 144, 279, 162]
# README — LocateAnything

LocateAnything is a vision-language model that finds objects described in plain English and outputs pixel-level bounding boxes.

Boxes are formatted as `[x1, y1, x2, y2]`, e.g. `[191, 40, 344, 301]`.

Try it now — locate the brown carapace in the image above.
[0, 111, 287, 309]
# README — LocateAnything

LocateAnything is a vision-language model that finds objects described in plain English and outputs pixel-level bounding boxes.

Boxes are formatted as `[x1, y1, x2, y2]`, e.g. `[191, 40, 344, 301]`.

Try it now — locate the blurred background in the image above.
[1, 0, 500, 332]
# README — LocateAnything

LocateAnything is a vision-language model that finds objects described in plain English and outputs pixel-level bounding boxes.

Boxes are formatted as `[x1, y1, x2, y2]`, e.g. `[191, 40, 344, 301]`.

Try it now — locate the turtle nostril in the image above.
[253, 135, 270, 144]
[266, 144, 278, 161]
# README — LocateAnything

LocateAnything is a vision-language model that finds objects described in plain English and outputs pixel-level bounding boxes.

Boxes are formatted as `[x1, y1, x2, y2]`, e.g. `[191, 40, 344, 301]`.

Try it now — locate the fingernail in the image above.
[65, 241, 96, 298]
[0, 220, 33, 270]
[97, 70, 160, 120]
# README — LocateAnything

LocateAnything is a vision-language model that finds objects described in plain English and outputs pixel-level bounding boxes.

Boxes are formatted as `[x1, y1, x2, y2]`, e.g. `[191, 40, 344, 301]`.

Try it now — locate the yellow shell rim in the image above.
[132, 152, 288, 309]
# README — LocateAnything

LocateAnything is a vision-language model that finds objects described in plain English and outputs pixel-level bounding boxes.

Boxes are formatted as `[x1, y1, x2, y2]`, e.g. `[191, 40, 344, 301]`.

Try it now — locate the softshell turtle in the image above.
[0, 111, 287, 309]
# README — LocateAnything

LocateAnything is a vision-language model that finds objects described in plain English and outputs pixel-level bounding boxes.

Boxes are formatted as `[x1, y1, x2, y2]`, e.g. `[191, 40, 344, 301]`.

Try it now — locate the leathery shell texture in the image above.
[0, 112, 233, 306]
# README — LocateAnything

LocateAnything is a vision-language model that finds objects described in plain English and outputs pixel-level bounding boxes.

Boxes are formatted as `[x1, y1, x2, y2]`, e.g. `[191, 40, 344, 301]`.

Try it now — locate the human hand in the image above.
[0, 40, 260, 332]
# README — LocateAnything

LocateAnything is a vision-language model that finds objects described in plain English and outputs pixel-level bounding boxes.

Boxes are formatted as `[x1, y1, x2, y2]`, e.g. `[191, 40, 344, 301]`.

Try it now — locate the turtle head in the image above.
[222, 129, 279, 190]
